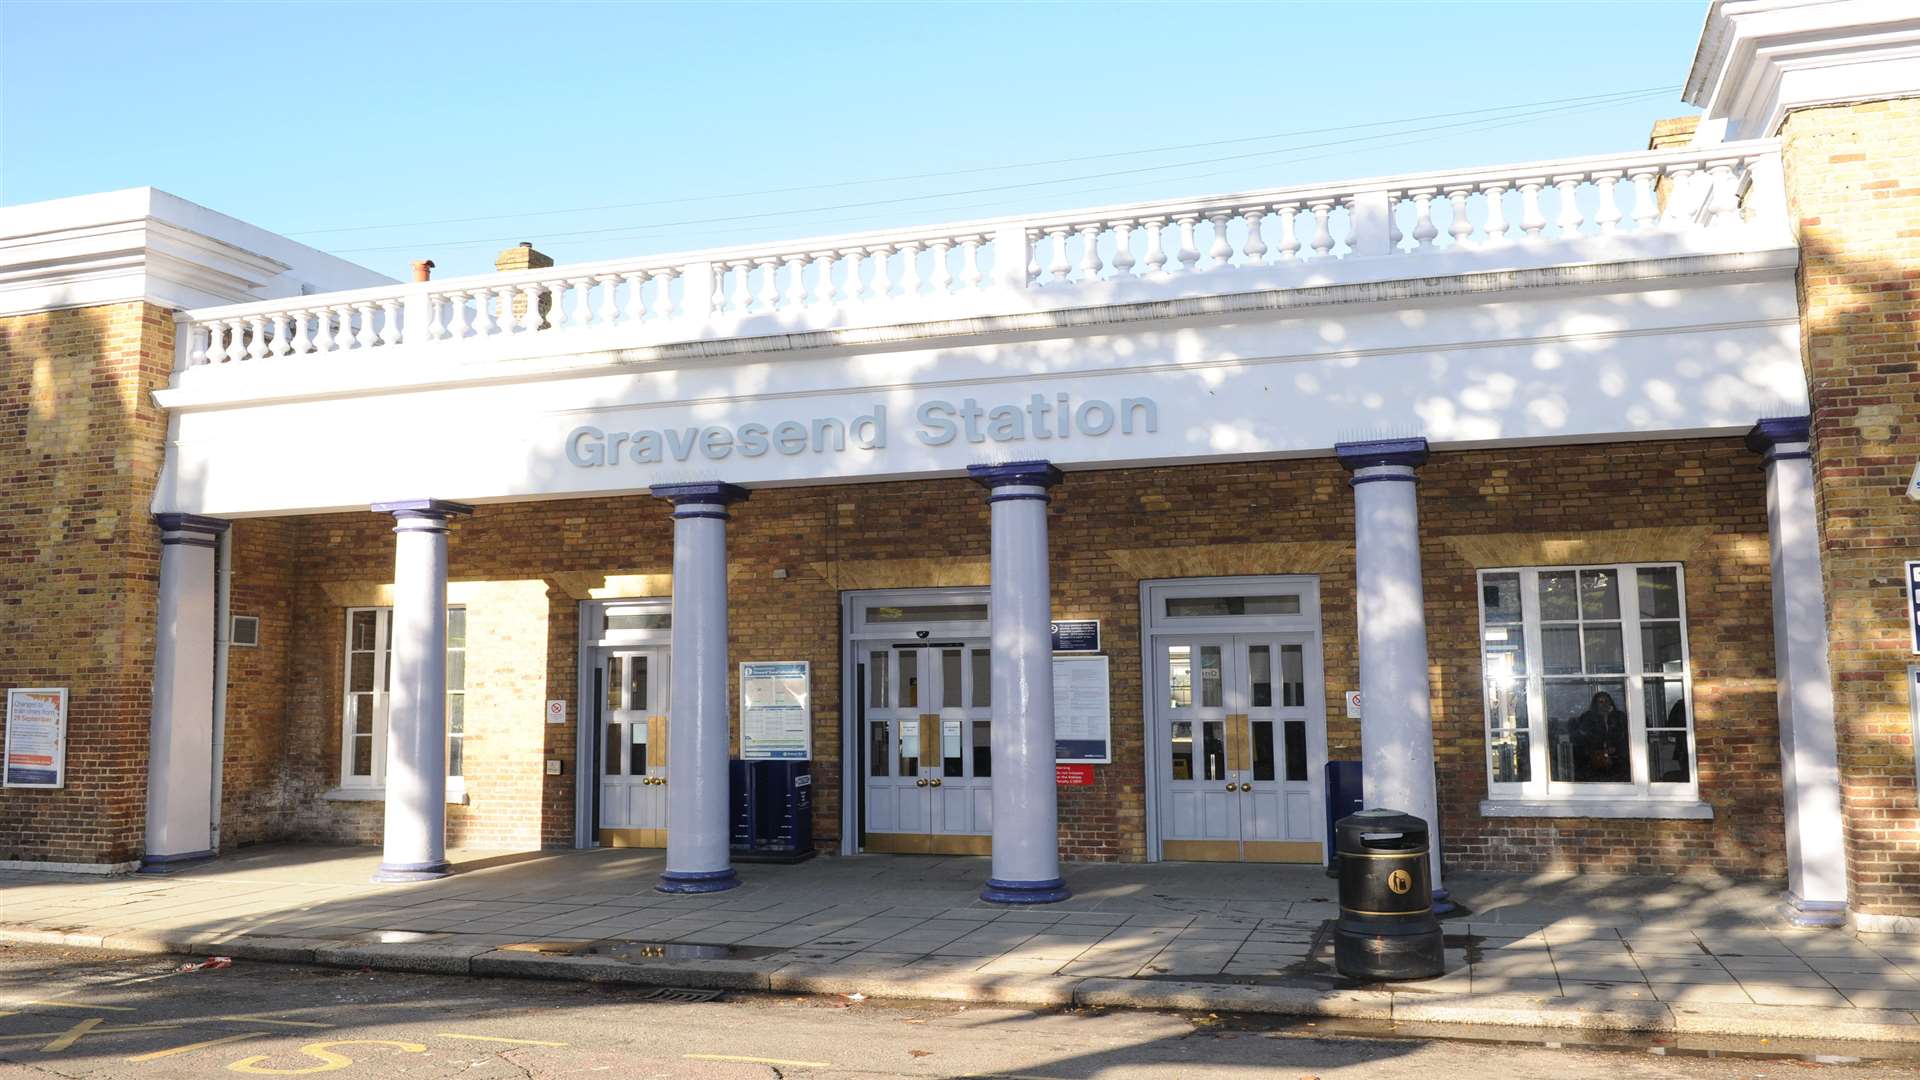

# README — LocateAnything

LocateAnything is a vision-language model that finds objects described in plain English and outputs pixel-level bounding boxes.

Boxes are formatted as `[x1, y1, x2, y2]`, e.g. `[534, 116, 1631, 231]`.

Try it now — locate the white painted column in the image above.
[968, 461, 1070, 904]
[1336, 438, 1445, 902]
[144, 513, 230, 870]
[652, 481, 749, 894]
[371, 499, 471, 883]
[1748, 417, 1848, 927]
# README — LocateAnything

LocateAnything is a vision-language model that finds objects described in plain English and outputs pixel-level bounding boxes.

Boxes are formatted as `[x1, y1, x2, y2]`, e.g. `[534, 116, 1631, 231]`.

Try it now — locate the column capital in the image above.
[650, 481, 750, 506]
[153, 513, 231, 547]
[371, 498, 475, 520]
[1334, 437, 1429, 472]
[968, 460, 1063, 491]
[1746, 415, 1812, 462]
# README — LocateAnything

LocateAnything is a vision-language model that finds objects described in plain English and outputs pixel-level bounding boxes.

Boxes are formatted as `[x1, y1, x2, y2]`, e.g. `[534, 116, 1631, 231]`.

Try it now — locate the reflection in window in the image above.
[1170, 720, 1194, 780]
[1168, 646, 1192, 708]
[899, 651, 919, 710]
[868, 721, 890, 778]
[899, 720, 919, 777]
[970, 649, 990, 708]
[942, 649, 963, 709]
[1284, 720, 1308, 782]
[1248, 646, 1272, 708]
[866, 603, 989, 623]
[1202, 721, 1226, 781]
[1250, 720, 1276, 782]
[869, 651, 888, 709]
[1199, 646, 1223, 708]
[1280, 645, 1305, 708]
[943, 719, 964, 775]
[1165, 595, 1301, 617]
[973, 720, 991, 778]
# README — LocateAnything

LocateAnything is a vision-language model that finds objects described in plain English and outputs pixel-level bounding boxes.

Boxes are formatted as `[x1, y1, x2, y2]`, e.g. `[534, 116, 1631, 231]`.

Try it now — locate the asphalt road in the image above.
[1, 942, 1917, 1078]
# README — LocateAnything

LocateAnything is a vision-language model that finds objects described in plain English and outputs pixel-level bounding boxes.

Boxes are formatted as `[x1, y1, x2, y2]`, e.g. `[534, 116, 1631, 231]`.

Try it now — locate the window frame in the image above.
[338, 606, 468, 792]
[1476, 562, 1699, 805]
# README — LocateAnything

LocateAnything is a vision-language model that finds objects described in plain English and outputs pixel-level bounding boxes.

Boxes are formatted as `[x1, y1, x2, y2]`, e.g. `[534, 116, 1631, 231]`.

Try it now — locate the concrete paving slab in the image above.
[1073, 978, 1394, 1019]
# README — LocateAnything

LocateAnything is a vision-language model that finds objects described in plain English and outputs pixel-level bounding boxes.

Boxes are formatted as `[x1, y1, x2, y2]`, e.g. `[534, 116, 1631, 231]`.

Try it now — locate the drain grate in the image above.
[633, 986, 723, 1004]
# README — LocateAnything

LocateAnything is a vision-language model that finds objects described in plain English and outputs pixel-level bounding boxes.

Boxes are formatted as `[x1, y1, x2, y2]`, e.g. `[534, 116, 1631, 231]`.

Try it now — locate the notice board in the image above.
[1053, 656, 1111, 764]
[4, 687, 67, 789]
[740, 661, 810, 760]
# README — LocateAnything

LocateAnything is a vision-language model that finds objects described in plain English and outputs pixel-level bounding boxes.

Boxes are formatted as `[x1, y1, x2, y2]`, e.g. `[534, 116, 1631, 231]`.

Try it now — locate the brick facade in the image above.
[1781, 95, 1920, 917]
[213, 438, 1784, 878]
[0, 302, 173, 866]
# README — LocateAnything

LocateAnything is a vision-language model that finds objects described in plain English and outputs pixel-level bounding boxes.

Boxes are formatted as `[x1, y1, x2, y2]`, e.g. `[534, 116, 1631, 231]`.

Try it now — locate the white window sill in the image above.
[324, 785, 470, 806]
[1479, 798, 1713, 820]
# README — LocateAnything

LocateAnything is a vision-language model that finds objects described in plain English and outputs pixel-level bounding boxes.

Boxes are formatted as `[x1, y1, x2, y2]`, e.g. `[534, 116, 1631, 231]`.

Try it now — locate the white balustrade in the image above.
[174, 142, 1782, 372]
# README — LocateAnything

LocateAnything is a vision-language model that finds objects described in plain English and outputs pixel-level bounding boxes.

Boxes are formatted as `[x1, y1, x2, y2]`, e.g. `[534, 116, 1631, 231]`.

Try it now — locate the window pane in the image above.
[446, 608, 466, 648]
[1170, 720, 1194, 780]
[1583, 625, 1625, 674]
[447, 694, 464, 734]
[631, 656, 648, 712]
[1281, 645, 1305, 708]
[605, 609, 671, 631]
[1482, 624, 1528, 677]
[866, 603, 988, 624]
[869, 721, 889, 777]
[1579, 569, 1620, 620]
[1250, 720, 1276, 781]
[1202, 721, 1227, 781]
[1644, 677, 1688, 730]
[446, 648, 466, 691]
[868, 652, 888, 709]
[1541, 627, 1582, 675]
[1165, 594, 1301, 617]
[351, 610, 378, 650]
[352, 734, 372, 777]
[1284, 720, 1308, 782]
[1638, 566, 1681, 620]
[972, 720, 991, 777]
[1647, 728, 1691, 783]
[943, 719, 963, 775]
[1545, 680, 1630, 783]
[1486, 677, 1528, 733]
[606, 657, 623, 711]
[353, 694, 374, 735]
[971, 649, 990, 708]
[1538, 571, 1578, 620]
[604, 723, 621, 774]
[898, 719, 918, 776]
[1482, 573, 1523, 623]
[1642, 623, 1685, 676]
[942, 649, 963, 709]
[1199, 646, 1223, 708]
[350, 651, 375, 693]
[1167, 645, 1192, 708]
[630, 723, 646, 775]
[1488, 729, 1531, 783]
[1248, 646, 1272, 709]
[447, 736, 463, 778]
[899, 651, 919, 710]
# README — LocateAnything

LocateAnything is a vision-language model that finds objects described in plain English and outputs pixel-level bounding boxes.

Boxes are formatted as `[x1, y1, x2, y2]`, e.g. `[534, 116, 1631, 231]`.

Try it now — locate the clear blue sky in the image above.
[2, 1, 1710, 279]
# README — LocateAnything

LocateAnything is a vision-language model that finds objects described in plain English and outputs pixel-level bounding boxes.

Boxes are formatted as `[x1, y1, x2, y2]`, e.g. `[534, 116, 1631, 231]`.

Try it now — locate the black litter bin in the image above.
[1332, 808, 1444, 980]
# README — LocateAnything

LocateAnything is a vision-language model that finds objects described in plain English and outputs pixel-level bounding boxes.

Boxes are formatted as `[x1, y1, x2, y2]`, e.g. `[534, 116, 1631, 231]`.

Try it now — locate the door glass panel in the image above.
[898, 719, 919, 776]
[869, 651, 888, 709]
[972, 721, 991, 777]
[1199, 646, 1223, 708]
[1202, 720, 1227, 780]
[630, 656, 648, 711]
[942, 649, 963, 709]
[629, 724, 646, 774]
[1250, 720, 1276, 781]
[1167, 646, 1192, 708]
[1170, 720, 1195, 780]
[899, 652, 919, 710]
[970, 649, 990, 707]
[604, 723, 621, 775]
[1284, 720, 1308, 782]
[607, 657, 624, 711]
[868, 721, 890, 777]
[1545, 680, 1630, 783]
[1247, 646, 1272, 708]
[943, 719, 964, 775]
[1280, 645, 1305, 707]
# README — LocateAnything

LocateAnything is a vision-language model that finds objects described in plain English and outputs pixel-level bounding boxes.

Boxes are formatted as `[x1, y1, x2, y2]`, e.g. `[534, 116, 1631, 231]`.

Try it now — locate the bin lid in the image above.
[1333, 808, 1429, 850]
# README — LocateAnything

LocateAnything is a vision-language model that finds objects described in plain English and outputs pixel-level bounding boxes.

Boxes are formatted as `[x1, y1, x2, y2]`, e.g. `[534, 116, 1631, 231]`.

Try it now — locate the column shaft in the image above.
[145, 514, 229, 868]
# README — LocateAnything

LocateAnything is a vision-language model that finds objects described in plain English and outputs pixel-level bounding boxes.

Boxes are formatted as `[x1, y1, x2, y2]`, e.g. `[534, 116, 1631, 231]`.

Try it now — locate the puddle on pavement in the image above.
[495, 939, 782, 961]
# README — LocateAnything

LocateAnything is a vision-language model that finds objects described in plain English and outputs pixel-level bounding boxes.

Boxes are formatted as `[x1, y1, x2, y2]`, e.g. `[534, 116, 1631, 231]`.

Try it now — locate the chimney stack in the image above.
[494, 242, 554, 273]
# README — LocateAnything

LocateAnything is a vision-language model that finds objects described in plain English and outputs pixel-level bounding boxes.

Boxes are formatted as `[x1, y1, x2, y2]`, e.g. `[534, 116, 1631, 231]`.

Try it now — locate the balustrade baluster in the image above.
[1142, 218, 1169, 276]
[1111, 221, 1138, 276]
[1705, 159, 1742, 227]
[1341, 196, 1360, 256]
[728, 262, 751, 314]
[960, 237, 983, 291]
[243, 316, 266, 361]
[1025, 229, 1041, 283]
[1076, 224, 1103, 282]
[1592, 172, 1624, 234]
[314, 308, 336, 352]
[596, 275, 623, 327]
[867, 245, 894, 301]
[1518, 179, 1548, 238]
[353, 303, 377, 348]
[1307, 201, 1335, 258]
[1173, 213, 1201, 272]
[333, 306, 358, 350]
[489, 286, 513, 334]
[188, 324, 211, 366]
[1662, 164, 1698, 227]
[520, 285, 544, 332]
[1410, 189, 1439, 250]
[930, 240, 955, 294]
[809, 252, 837, 306]
[1552, 175, 1586, 238]
[1629, 167, 1661, 231]
[270, 314, 292, 357]
[1387, 195, 1405, 252]
[448, 295, 472, 340]
[378, 299, 403, 345]
[833, 250, 859, 305]
[651, 269, 678, 319]
[1044, 227, 1072, 282]
[779, 255, 807, 309]
[568, 277, 593, 327]
[1479, 182, 1510, 245]
[1445, 187, 1474, 248]
[754, 257, 781, 312]
[1239, 209, 1267, 264]
[292, 311, 314, 355]
[545, 281, 572, 331]
[899, 241, 924, 296]
[1205, 210, 1234, 270]
[1274, 204, 1301, 261]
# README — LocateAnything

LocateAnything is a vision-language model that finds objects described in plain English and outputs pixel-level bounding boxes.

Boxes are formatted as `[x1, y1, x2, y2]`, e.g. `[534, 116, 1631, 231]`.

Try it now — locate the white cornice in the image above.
[1686, 0, 1920, 139]
[0, 188, 391, 318]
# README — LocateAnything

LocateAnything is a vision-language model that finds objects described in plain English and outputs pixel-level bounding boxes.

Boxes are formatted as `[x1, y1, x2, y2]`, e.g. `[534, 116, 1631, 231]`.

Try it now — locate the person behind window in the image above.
[1571, 691, 1630, 782]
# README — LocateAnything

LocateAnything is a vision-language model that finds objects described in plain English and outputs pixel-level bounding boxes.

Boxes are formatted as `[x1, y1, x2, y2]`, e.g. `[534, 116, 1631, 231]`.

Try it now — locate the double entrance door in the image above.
[861, 642, 993, 854]
[597, 646, 670, 847]
[1154, 633, 1323, 862]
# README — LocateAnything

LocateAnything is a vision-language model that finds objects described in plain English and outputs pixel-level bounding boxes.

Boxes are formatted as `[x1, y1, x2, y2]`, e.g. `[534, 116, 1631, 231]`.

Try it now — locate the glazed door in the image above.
[862, 646, 931, 850]
[1155, 636, 1241, 859]
[862, 643, 993, 854]
[927, 643, 993, 845]
[1233, 636, 1322, 862]
[598, 647, 670, 847]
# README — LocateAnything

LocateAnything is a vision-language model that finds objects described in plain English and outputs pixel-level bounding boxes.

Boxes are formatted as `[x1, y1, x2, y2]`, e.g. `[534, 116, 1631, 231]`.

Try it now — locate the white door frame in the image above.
[1139, 575, 1327, 863]
[573, 597, 673, 848]
[838, 586, 991, 855]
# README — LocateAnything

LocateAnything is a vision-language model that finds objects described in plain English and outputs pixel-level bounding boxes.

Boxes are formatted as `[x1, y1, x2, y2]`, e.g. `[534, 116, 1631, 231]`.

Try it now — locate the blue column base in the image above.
[658, 868, 740, 894]
[138, 849, 214, 874]
[982, 877, 1071, 904]
[372, 860, 451, 883]
[1779, 894, 1847, 929]
[1432, 888, 1457, 916]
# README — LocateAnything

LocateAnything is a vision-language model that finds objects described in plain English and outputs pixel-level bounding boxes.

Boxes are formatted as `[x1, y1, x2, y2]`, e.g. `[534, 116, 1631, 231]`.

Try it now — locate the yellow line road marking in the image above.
[434, 1032, 567, 1046]
[686, 1053, 834, 1068]
[215, 1015, 334, 1028]
[41, 1017, 102, 1052]
[0, 1023, 182, 1045]
[20, 1000, 135, 1011]
[228, 1039, 426, 1075]
[128, 1032, 267, 1062]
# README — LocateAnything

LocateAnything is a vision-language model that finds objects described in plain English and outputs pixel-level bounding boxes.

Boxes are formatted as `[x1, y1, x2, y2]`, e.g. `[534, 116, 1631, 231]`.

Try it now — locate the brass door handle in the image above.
[1224, 784, 1236, 792]
[1239, 783, 1252, 792]
[930, 778, 943, 787]
[916, 778, 929, 787]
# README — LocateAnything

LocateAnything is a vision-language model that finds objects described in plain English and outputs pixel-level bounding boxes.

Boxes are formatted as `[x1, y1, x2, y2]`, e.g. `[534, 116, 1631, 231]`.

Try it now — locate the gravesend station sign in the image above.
[565, 394, 1159, 468]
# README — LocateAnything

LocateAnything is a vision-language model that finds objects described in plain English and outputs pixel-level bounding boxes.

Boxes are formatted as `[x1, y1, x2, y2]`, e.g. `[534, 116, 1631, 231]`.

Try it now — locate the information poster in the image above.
[1053, 656, 1111, 764]
[740, 661, 810, 760]
[4, 687, 68, 789]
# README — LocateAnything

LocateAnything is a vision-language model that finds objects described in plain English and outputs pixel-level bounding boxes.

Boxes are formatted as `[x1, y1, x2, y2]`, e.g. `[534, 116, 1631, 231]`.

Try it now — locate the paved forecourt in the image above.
[6, 846, 1920, 1041]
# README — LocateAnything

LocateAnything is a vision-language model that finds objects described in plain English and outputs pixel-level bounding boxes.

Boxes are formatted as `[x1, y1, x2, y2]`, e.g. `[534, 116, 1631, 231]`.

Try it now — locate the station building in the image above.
[5, 0, 1920, 926]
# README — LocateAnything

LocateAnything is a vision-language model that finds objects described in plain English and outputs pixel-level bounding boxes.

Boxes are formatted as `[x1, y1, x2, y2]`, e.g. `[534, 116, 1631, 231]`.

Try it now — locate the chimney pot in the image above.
[412, 259, 435, 282]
